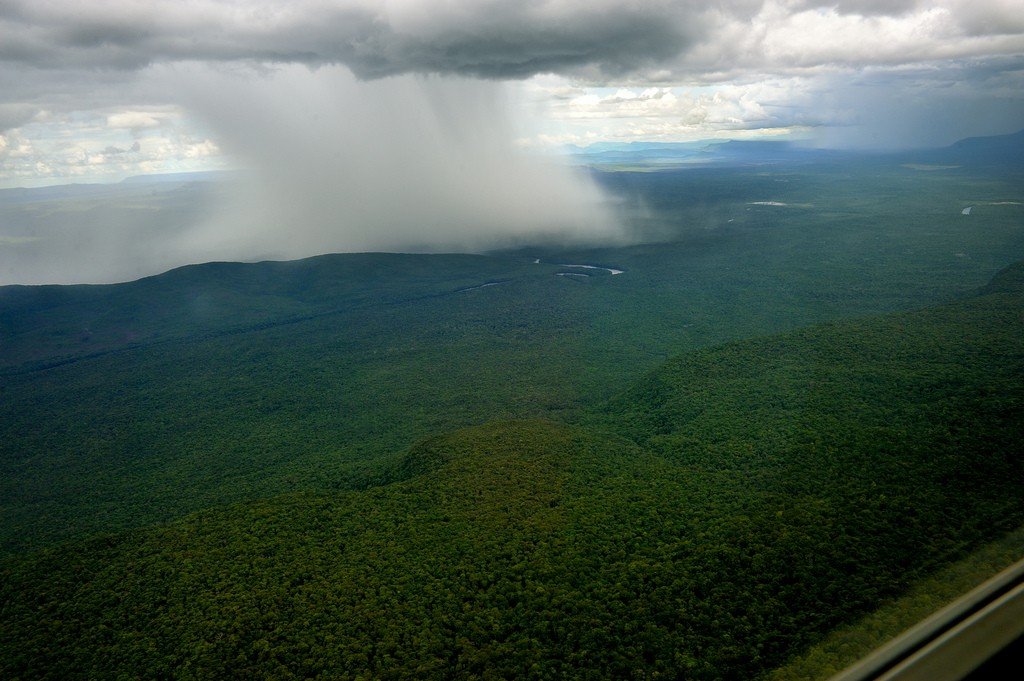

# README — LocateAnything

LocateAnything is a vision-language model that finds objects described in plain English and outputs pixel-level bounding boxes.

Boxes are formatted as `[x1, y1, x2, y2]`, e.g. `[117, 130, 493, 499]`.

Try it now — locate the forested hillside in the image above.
[5, 161, 1023, 556]
[3, 262, 1021, 680]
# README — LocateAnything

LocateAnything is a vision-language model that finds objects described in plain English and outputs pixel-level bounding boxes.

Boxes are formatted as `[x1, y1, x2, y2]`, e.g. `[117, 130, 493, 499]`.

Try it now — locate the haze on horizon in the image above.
[1, 1, 1023, 284]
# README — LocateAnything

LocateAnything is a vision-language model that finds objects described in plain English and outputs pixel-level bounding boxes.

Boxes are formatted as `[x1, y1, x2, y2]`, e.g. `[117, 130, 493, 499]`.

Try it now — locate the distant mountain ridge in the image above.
[119, 170, 234, 184]
[949, 127, 1024, 150]
[569, 128, 1024, 168]
[924, 128, 1024, 165]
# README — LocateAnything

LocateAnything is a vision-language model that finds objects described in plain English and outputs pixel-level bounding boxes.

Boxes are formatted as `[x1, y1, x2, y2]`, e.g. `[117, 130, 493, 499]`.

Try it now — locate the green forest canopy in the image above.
[3, 260, 1022, 679]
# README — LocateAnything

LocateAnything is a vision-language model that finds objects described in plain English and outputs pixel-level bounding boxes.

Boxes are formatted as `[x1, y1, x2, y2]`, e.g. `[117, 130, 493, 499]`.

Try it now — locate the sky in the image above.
[0, 1, 1023, 283]
[1, 0, 1022, 188]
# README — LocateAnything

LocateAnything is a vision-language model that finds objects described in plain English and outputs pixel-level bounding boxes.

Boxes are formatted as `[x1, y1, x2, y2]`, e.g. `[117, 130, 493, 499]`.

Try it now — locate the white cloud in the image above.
[107, 110, 165, 129]
[516, 74, 836, 145]
[0, 108, 228, 186]
[0, 129, 34, 160]
[184, 139, 219, 158]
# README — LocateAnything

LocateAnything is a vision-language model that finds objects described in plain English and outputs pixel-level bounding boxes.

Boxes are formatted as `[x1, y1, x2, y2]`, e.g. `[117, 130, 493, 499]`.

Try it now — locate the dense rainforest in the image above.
[2, 261, 1023, 679]
[2, 152, 1023, 678]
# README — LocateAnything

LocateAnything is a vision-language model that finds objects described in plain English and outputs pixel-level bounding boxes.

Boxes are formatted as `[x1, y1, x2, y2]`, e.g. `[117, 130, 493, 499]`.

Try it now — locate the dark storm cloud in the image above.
[0, 1, 708, 79]
[1, 2, 1022, 111]
[790, 1, 922, 15]
[0, 103, 36, 130]
[813, 54, 1024, 147]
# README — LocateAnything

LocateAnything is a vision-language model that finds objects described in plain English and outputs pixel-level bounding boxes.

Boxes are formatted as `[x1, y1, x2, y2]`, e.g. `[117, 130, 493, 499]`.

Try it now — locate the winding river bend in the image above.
[534, 259, 624, 275]
[456, 281, 507, 292]
[557, 263, 624, 275]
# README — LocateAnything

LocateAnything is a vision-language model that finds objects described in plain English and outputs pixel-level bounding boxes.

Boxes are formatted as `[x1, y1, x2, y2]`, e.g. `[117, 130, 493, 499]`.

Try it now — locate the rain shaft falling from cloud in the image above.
[176, 65, 621, 262]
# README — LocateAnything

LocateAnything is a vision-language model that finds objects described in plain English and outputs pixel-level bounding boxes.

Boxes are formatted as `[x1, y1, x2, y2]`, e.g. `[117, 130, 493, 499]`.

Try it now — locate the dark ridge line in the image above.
[0, 277, 523, 377]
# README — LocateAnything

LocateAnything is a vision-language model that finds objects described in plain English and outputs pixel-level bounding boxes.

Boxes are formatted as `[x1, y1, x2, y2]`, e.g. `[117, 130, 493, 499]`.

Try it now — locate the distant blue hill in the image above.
[909, 128, 1024, 167]
[566, 140, 716, 154]
[567, 140, 722, 166]
[948, 128, 1024, 152]
[699, 139, 845, 163]
[120, 170, 234, 184]
[570, 138, 845, 167]
[0, 170, 234, 205]
[569, 128, 1024, 169]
